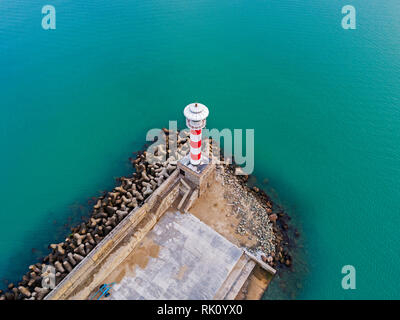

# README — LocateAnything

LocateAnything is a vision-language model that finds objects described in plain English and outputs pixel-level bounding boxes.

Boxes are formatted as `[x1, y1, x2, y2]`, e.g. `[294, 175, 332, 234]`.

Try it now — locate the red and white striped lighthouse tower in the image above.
[183, 102, 209, 165]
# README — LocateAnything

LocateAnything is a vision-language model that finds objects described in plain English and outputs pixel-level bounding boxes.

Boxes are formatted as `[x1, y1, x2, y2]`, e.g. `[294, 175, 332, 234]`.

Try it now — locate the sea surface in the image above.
[1, 0, 399, 299]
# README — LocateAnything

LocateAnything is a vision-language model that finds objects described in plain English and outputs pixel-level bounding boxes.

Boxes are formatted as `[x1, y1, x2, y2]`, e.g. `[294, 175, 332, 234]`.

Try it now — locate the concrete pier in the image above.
[45, 160, 276, 300]
[110, 211, 243, 300]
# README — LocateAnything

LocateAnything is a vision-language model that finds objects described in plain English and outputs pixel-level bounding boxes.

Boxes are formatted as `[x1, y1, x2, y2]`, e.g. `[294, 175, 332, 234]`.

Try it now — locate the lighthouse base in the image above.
[177, 154, 215, 196]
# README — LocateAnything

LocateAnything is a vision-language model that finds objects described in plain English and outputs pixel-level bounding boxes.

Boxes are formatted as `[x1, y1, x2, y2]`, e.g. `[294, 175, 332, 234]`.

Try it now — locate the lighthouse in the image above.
[178, 102, 214, 197]
[183, 102, 209, 166]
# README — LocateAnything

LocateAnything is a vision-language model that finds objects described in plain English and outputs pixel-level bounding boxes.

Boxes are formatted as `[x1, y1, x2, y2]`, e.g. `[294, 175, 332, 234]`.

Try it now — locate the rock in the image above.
[141, 171, 150, 182]
[79, 224, 87, 235]
[27, 277, 38, 288]
[166, 163, 176, 173]
[35, 288, 49, 300]
[57, 244, 65, 256]
[86, 233, 96, 246]
[18, 286, 31, 298]
[142, 187, 153, 197]
[48, 253, 56, 264]
[75, 244, 86, 256]
[269, 214, 278, 223]
[115, 186, 127, 194]
[63, 261, 73, 273]
[116, 210, 128, 221]
[12, 287, 19, 296]
[94, 225, 104, 237]
[54, 261, 65, 273]
[5, 292, 14, 300]
[94, 234, 102, 244]
[74, 233, 84, 246]
[67, 253, 77, 266]
[121, 195, 131, 204]
[159, 168, 169, 179]
[7, 283, 14, 290]
[29, 265, 41, 274]
[106, 206, 117, 215]
[131, 190, 144, 201]
[106, 216, 117, 228]
[73, 253, 84, 262]
[89, 218, 100, 228]
[93, 211, 108, 219]
[283, 223, 288, 230]
[85, 242, 93, 254]
[128, 198, 138, 208]
[93, 199, 102, 209]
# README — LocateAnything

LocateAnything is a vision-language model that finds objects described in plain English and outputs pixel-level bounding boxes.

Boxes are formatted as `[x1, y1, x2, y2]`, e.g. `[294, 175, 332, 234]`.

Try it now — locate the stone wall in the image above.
[199, 164, 215, 195]
[155, 182, 180, 217]
[178, 162, 215, 196]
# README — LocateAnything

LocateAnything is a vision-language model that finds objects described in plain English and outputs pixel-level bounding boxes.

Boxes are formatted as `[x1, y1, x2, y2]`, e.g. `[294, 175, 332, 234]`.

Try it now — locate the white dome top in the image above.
[183, 103, 209, 121]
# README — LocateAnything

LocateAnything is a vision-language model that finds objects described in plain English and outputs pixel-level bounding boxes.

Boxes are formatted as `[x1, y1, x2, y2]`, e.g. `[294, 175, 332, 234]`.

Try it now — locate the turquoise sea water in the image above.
[1, 0, 399, 299]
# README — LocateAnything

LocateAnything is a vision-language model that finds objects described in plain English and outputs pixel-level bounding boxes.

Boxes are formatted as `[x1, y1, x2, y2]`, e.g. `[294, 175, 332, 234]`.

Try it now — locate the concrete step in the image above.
[225, 259, 256, 300]
[153, 178, 180, 213]
[177, 179, 193, 210]
[182, 188, 199, 212]
[213, 254, 249, 300]
[181, 177, 197, 190]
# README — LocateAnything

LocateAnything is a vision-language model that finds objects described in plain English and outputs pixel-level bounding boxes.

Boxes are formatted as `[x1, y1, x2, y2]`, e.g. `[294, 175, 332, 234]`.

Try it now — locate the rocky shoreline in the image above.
[219, 164, 295, 270]
[0, 129, 296, 300]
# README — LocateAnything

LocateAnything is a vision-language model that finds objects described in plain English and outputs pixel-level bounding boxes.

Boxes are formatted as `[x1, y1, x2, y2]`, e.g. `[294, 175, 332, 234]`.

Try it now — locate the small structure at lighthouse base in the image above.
[177, 154, 215, 196]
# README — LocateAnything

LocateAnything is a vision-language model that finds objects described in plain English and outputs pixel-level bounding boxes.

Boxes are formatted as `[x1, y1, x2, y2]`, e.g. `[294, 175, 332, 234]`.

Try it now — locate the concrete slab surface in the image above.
[110, 211, 242, 300]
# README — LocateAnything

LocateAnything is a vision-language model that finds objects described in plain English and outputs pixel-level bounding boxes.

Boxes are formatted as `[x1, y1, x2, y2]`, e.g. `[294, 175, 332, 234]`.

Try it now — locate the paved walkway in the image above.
[110, 211, 242, 300]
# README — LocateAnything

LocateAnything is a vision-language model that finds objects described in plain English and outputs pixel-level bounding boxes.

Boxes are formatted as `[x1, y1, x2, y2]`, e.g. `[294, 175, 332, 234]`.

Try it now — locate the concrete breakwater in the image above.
[0, 129, 295, 300]
[0, 129, 188, 300]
